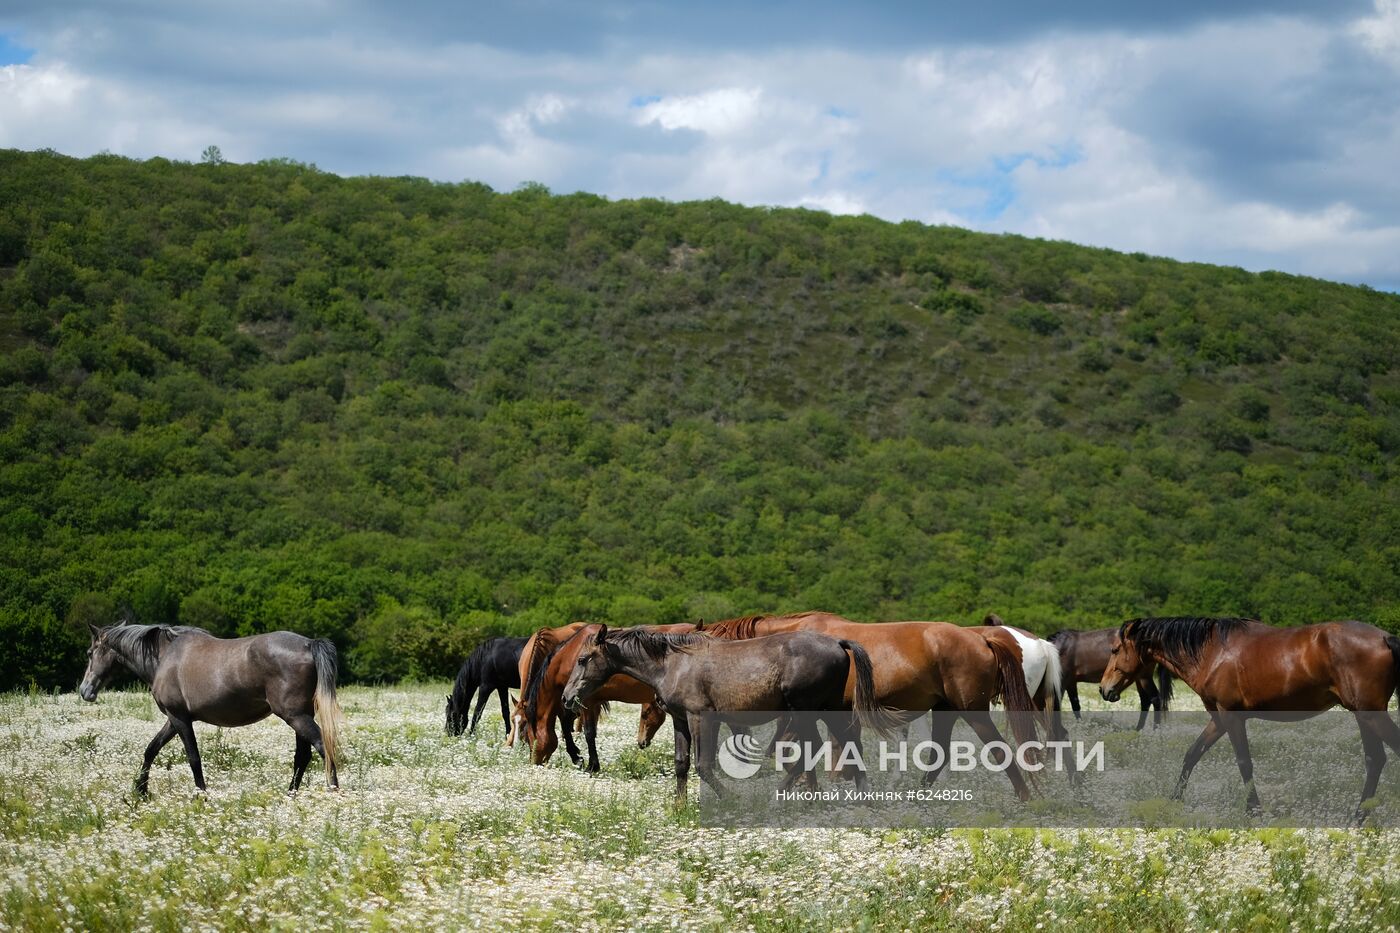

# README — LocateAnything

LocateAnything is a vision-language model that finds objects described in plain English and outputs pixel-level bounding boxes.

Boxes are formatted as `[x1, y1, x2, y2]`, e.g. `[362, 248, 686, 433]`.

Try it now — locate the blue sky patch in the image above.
[0, 33, 34, 66]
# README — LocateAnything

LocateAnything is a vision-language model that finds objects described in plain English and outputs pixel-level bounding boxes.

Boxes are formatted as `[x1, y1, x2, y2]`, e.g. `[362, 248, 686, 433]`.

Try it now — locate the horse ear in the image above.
[984, 613, 1004, 626]
[596, 624, 608, 643]
[87, 622, 101, 639]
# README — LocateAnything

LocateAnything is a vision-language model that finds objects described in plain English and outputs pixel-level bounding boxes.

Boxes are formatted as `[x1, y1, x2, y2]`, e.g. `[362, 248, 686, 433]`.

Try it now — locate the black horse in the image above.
[446, 636, 527, 735]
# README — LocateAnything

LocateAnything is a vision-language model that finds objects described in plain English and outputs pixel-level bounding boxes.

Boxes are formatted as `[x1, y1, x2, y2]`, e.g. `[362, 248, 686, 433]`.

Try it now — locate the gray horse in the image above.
[562, 624, 896, 805]
[79, 622, 343, 794]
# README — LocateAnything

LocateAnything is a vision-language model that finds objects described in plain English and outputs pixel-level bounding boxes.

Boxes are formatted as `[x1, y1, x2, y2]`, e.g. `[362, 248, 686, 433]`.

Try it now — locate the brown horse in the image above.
[79, 622, 342, 794]
[699, 612, 1049, 799]
[519, 625, 668, 770]
[507, 623, 586, 748]
[1100, 616, 1400, 821]
[1049, 627, 1173, 728]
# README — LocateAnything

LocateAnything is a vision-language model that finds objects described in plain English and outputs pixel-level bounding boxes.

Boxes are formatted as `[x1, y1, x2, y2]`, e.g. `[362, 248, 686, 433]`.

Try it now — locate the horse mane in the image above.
[604, 629, 711, 664]
[1120, 617, 1255, 669]
[696, 615, 767, 640]
[100, 623, 208, 681]
[520, 628, 572, 724]
[449, 638, 493, 710]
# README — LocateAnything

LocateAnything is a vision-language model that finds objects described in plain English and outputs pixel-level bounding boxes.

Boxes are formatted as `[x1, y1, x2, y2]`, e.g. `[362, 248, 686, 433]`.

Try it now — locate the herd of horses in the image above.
[76, 611, 1400, 823]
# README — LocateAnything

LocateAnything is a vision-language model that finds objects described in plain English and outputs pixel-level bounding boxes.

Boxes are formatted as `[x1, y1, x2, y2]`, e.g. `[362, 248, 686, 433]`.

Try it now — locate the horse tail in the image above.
[1156, 666, 1174, 708]
[1040, 637, 1063, 705]
[987, 636, 1041, 774]
[837, 639, 901, 738]
[311, 638, 343, 781]
[1386, 636, 1400, 709]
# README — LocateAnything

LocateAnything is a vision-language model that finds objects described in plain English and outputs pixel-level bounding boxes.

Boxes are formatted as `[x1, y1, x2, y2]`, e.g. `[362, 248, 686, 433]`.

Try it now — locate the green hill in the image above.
[2, 148, 1397, 687]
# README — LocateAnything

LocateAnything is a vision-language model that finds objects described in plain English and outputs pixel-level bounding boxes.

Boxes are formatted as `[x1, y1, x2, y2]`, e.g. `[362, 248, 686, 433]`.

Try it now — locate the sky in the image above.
[2, 2, 1399, 290]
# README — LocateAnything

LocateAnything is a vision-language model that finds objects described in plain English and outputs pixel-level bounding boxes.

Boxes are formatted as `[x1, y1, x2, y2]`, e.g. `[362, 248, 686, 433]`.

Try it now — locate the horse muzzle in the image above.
[1100, 685, 1121, 703]
[78, 683, 98, 702]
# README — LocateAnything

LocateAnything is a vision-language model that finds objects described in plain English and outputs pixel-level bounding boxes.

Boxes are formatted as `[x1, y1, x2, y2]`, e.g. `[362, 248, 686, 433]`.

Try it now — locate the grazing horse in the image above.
[446, 636, 527, 736]
[1100, 616, 1400, 822]
[519, 626, 668, 771]
[507, 624, 587, 748]
[562, 625, 897, 805]
[1049, 626, 1173, 728]
[79, 622, 342, 794]
[700, 612, 1048, 799]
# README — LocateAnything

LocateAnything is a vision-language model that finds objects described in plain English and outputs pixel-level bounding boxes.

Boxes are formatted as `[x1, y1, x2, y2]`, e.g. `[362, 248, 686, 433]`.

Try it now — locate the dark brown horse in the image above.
[79, 622, 342, 794]
[519, 625, 668, 771]
[700, 612, 1049, 798]
[1100, 616, 1400, 822]
[561, 624, 897, 804]
[1049, 627, 1173, 728]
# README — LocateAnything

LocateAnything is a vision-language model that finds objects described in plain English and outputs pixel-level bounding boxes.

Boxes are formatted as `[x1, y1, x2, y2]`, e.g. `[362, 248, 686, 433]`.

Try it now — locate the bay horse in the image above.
[1049, 626, 1173, 728]
[446, 636, 527, 736]
[1100, 616, 1400, 822]
[79, 622, 342, 794]
[507, 623, 587, 748]
[699, 612, 1049, 799]
[562, 624, 897, 805]
[519, 626, 668, 771]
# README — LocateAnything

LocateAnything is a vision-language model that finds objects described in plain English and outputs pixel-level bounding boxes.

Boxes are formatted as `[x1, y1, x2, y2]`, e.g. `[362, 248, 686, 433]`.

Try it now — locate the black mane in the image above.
[1120, 616, 1256, 667]
[450, 635, 527, 711]
[100, 623, 208, 680]
[603, 628, 710, 664]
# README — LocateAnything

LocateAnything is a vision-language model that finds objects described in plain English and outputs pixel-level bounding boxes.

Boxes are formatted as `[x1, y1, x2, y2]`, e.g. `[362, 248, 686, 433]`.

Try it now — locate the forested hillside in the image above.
[2, 148, 1397, 687]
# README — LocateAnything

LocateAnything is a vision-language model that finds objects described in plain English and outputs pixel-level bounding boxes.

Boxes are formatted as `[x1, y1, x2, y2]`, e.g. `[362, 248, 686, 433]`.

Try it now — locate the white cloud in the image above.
[1354, 0, 1400, 57]
[633, 87, 761, 135]
[1, 3, 1398, 286]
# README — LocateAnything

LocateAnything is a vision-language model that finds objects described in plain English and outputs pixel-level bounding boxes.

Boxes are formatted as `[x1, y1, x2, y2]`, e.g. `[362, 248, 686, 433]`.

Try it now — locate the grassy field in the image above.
[3, 685, 1400, 931]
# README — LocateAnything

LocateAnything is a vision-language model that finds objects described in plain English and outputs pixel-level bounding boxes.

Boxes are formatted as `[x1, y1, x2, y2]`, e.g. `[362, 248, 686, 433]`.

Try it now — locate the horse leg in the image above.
[672, 716, 693, 807]
[1173, 717, 1226, 801]
[1066, 681, 1081, 720]
[583, 708, 601, 774]
[1359, 709, 1400, 758]
[1133, 681, 1152, 731]
[825, 714, 868, 792]
[1222, 717, 1261, 816]
[1355, 713, 1387, 825]
[922, 712, 955, 786]
[1046, 695, 1080, 786]
[134, 719, 179, 796]
[287, 713, 337, 789]
[692, 714, 728, 798]
[169, 715, 206, 791]
[468, 685, 492, 735]
[497, 687, 511, 734]
[289, 735, 311, 793]
[963, 711, 1031, 801]
[559, 710, 584, 766]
